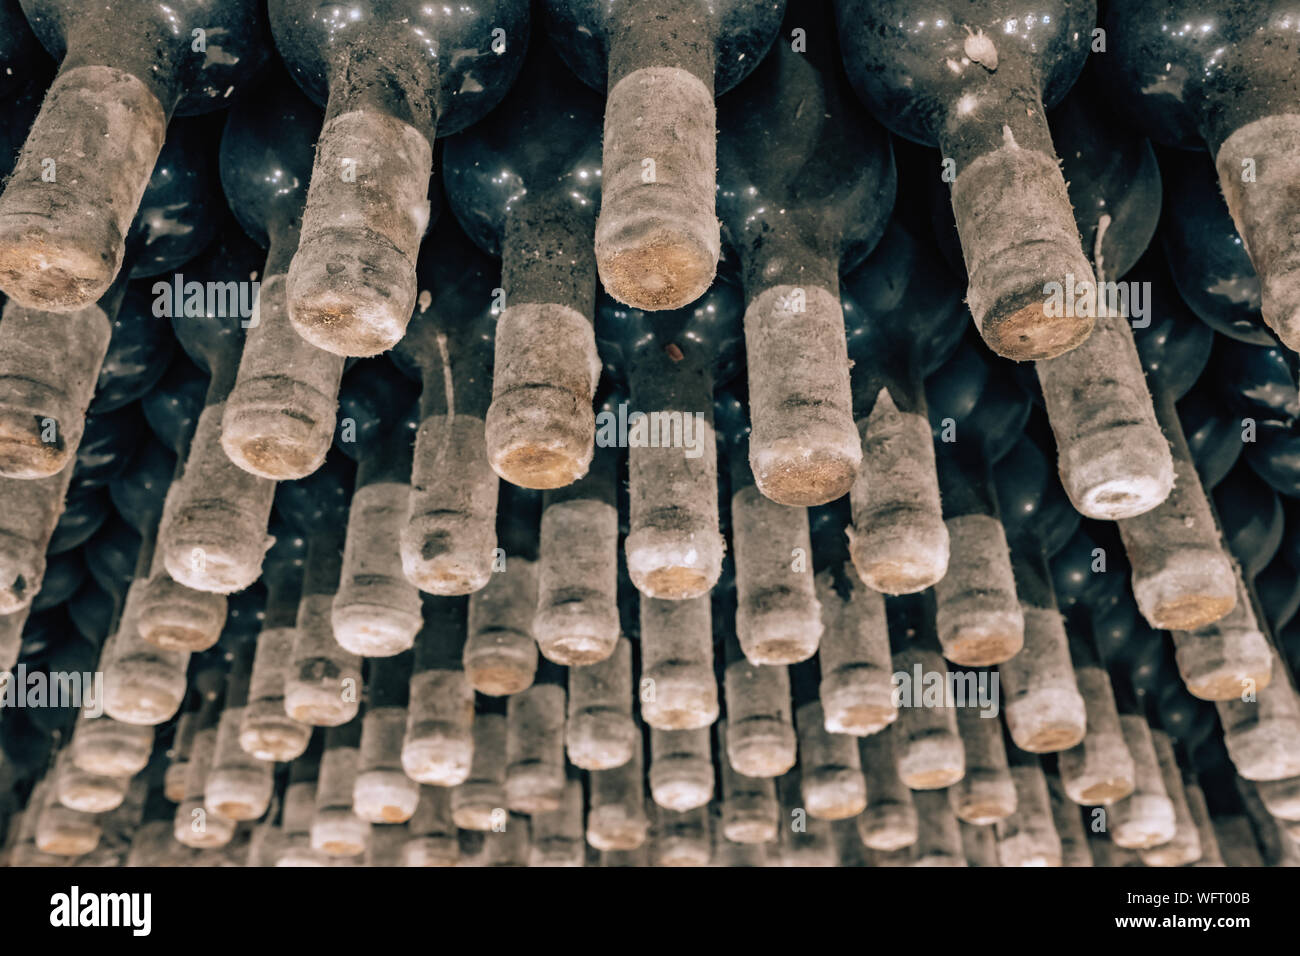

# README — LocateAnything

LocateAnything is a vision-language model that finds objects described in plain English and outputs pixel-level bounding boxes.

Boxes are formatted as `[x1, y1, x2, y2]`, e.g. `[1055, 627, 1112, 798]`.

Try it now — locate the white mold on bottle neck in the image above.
[566, 637, 637, 770]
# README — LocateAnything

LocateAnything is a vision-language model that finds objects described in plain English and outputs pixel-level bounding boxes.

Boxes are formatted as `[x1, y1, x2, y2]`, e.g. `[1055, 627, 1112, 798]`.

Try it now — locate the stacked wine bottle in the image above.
[1, 0, 1299, 868]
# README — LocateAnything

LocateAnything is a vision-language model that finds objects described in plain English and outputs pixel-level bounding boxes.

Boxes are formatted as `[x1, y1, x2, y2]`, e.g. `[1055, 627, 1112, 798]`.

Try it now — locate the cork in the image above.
[311, 745, 367, 857]
[933, 513, 1024, 666]
[999, 607, 1087, 753]
[718, 721, 779, 844]
[587, 737, 650, 851]
[1138, 730, 1202, 866]
[994, 763, 1063, 866]
[1215, 115, 1300, 351]
[954, 704, 1016, 824]
[595, 66, 719, 310]
[814, 565, 896, 735]
[950, 134, 1095, 360]
[205, 706, 273, 822]
[961, 820, 1000, 867]
[403, 786, 459, 867]
[103, 581, 191, 726]
[287, 109, 432, 357]
[910, 789, 967, 867]
[891, 648, 966, 789]
[36, 758, 102, 856]
[135, 556, 227, 653]
[731, 486, 823, 665]
[451, 714, 507, 831]
[1057, 667, 1136, 805]
[402, 669, 474, 785]
[222, 273, 345, 480]
[354, 706, 419, 823]
[625, 416, 723, 599]
[402, 414, 498, 595]
[0, 461, 72, 613]
[1256, 776, 1300, 821]
[856, 728, 918, 851]
[333, 482, 423, 657]
[505, 683, 566, 814]
[1184, 780, 1226, 867]
[650, 804, 711, 867]
[174, 728, 236, 849]
[71, 713, 153, 778]
[277, 780, 326, 867]
[1171, 569, 1274, 701]
[566, 637, 637, 770]
[1117, 443, 1236, 631]
[56, 757, 128, 814]
[796, 702, 866, 820]
[639, 595, 718, 729]
[528, 780, 586, 867]
[0, 66, 166, 311]
[464, 557, 538, 696]
[158, 403, 275, 593]
[534, 497, 620, 665]
[648, 727, 713, 811]
[1217, 652, 1300, 781]
[1036, 313, 1174, 519]
[486, 303, 599, 488]
[724, 659, 797, 778]
[240, 626, 312, 761]
[0, 300, 111, 478]
[1046, 772, 1092, 867]
[284, 594, 363, 727]
[778, 772, 838, 867]
[0, 606, 25, 671]
[744, 285, 860, 506]
[849, 396, 949, 593]
[1109, 715, 1177, 849]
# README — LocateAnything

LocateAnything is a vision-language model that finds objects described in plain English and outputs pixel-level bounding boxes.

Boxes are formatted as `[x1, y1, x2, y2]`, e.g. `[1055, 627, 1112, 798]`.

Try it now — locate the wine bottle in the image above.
[952, 695, 1015, 825]
[442, 42, 604, 489]
[839, 168, 965, 594]
[1102, 0, 1300, 349]
[855, 727, 917, 851]
[354, 654, 419, 824]
[0, 0, 269, 311]
[1138, 729, 1203, 865]
[281, 453, 362, 728]
[269, 0, 528, 356]
[566, 636, 636, 771]
[1122, 251, 1238, 630]
[0, 116, 216, 481]
[718, 389, 822, 665]
[529, 778, 585, 867]
[809, 501, 897, 736]
[925, 335, 1028, 666]
[541, 0, 785, 310]
[586, 730, 649, 851]
[992, 421, 1087, 754]
[887, 591, 965, 789]
[1107, 678, 1178, 850]
[836, 0, 1097, 360]
[717, 719, 778, 845]
[218, 73, 346, 482]
[395, 220, 500, 597]
[715, 8, 895, 506]
[1217, 650, 1300, 782]
[594, 280, 743, 600]
[463, 483, 539, 696]
[310, 718, 367, 858]
[402, 785, 459, 867]
[993, 746, 1062, 867]
[1033, 76, 1174, 520]
[722, 632, 796, 778]
[794, 695, 866, 821]
[204, 640, 274, 822]
[154, 229, 275, 594]
[402, 595, 473, 787]
[173, 669, 236, 850]
[504, 663, 566, 814]
[239, 518, 311, 763]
